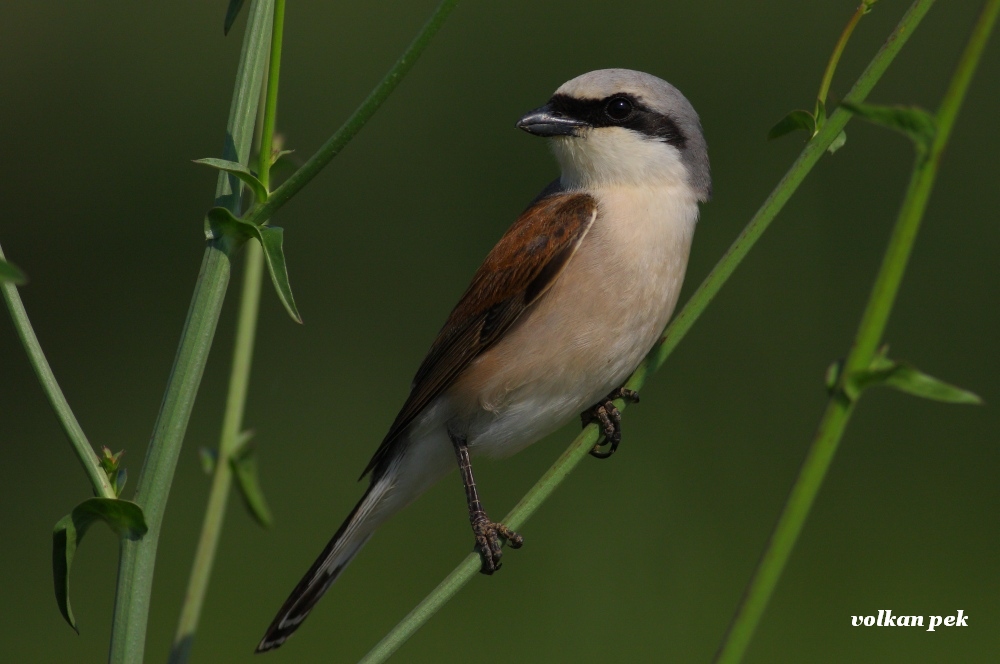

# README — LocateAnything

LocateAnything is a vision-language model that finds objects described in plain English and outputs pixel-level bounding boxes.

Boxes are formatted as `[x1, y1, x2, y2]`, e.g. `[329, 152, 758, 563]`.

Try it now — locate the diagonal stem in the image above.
[646, 0, 936, 373]
[714, 1, 998, 662]
[358, 1, 938, 661]
[244, 0, 459, 227]
[0, 243, 116, 499]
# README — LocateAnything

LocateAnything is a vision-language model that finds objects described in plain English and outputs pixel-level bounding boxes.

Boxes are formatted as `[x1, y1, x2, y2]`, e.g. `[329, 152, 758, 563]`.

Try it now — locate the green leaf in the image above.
[827, 130, 847, 154]
[767, 110, 816, 141]
[881, 364, 981, 404]
[115, 468, 127, 496]
[193, 157, 268, 204]
[235, 428, 254, 449]
[98, 447, 128, 496]
[845, 356, 982, 404]
[841, 101, 937, 151]
[271, 148, 295, 166]
[814, 99, 827, 132]
[230, 433, 273, 528]
[0, 257, 27, 284]
[223, 0, 247, 36]
[203, 207, 303, 323]
[199, 447, 217, 475]
[204, 205, 248, 241]
[53, 498, 147, 632]
[825, 358, 845, 395]
[255, 225, 303, 323]
[98, 446, 123, 473]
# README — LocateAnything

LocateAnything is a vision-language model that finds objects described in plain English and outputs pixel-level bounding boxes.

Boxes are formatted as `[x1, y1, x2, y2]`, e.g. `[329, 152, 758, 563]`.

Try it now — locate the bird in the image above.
[256, 68, 711, 653]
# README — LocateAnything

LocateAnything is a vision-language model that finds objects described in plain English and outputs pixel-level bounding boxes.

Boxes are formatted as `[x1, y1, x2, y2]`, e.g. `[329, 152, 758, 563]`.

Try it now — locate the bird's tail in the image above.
[255, 477, 393, 653]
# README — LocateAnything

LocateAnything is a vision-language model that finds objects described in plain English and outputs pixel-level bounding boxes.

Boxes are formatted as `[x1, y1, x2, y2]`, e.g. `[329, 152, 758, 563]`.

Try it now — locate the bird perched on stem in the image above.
[257, 68, 711, 652]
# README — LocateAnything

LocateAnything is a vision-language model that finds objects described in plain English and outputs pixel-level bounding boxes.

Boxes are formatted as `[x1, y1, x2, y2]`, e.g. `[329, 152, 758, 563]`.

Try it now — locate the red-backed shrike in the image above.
[257, 68, 711, 652]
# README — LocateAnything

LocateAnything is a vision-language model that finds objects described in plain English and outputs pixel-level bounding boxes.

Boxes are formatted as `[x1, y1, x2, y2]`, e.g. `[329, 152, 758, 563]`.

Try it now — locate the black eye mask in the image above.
[546, 93, 687, 149]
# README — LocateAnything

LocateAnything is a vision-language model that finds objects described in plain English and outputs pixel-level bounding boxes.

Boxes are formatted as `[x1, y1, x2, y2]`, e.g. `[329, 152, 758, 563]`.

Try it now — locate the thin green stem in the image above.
[258, 0, 284, 193]
[171, 0, 461, 658]
[816, 1, 872, 115]
[358, 425, 602, 664]
[169, 2, 284, 658]
[107, 2, 274, 662]
[0, 244, 115, 500]
[715, 1, 997, 661]
[846, 0, 998, 374]
[647, 0, 935, 374]
[245, 0, 459, 227]
[110, 240, 237, 664]
[714, 393, 853, 664]
[935, 0, 999, 140]
[359, 1, 937, 661]
[168, 242, 265, 664]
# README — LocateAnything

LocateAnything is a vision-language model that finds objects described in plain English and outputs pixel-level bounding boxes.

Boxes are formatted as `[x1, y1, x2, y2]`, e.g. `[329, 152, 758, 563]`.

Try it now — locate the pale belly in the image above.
[447, 185, 698, 458]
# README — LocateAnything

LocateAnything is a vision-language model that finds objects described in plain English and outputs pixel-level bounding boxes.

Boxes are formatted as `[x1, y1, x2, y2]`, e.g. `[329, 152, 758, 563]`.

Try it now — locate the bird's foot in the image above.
[582, 387, 640, 459]
[471, 511, 523, 575]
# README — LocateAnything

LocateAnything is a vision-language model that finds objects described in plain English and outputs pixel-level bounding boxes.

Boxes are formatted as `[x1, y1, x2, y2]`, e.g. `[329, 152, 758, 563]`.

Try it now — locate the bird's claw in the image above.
[582, 388, 639, 459]
[471, 512, 523, 575]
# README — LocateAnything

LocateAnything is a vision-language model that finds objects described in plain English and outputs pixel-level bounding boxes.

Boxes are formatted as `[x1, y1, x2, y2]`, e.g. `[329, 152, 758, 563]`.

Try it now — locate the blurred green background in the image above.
[1, 1, 997, 662]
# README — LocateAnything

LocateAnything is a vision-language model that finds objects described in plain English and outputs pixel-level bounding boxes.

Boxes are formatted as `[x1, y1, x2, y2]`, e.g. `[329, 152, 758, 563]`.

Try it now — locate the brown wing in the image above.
[361, 191, 598, 479]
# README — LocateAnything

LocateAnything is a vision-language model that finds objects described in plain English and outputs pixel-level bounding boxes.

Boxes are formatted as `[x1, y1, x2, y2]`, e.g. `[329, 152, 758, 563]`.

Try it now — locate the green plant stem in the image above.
[107, 2, 273, 662]
[170, 0, 461, 658]
[359, 1, 937, 661]
[258, 0, 284, 193]
[168, 243, 265, 664]
[816, 1, 871, 113]
[714, 395, 853, 664]
[0, 244, 116, 500]
[646, 0, 934, 374]
[714, 1, 997, 662]
[169, 2, 284, 659]
[109, 239, 237, 664]
[244, 0, 458, 227]
[358, 425, 603, 664]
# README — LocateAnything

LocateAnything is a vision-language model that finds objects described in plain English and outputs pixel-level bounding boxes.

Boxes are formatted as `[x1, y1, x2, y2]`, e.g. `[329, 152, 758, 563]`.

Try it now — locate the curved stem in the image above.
[358, 1, 938, 661]
[816, 1, 872, 114]
[245, 0, 459, 227]
[0, 243, 115, 499]
[715, 1, 997, 662]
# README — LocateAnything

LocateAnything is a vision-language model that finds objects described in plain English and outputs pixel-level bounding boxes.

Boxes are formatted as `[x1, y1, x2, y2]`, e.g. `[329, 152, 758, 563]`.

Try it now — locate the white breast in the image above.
[450, 183, 699, 457]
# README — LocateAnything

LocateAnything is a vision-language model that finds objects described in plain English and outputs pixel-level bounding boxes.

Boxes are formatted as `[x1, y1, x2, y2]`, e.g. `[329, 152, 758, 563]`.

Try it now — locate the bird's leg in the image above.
[581, 387, 640, 459]
[450, 432, 523, 575]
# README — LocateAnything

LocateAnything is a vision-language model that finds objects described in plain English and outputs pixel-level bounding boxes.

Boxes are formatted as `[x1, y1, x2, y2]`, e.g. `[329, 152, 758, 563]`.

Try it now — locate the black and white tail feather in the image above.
[255, 477, 393, 652]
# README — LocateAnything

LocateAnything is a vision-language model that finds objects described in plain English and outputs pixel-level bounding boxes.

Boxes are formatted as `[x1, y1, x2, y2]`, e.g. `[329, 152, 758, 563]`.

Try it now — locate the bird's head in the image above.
[517, 69, 710, 201]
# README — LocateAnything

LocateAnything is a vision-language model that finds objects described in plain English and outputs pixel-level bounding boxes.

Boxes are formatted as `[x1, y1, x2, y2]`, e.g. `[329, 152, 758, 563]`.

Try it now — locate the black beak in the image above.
[516, 104, 588, 137]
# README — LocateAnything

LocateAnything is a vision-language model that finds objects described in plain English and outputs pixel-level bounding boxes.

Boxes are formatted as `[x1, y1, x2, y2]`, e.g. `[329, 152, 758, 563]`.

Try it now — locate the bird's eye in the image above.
[605, 97, 633, 121]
